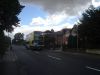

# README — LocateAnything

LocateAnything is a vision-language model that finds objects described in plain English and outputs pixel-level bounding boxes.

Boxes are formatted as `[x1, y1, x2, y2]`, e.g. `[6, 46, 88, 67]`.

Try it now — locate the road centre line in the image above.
[48, 55, 61, 60]
[86, 66, 100, 72]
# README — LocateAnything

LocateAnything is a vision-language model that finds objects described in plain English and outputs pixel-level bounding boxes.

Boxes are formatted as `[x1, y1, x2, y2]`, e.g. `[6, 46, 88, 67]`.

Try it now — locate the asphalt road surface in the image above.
[0, 45, 100, 75]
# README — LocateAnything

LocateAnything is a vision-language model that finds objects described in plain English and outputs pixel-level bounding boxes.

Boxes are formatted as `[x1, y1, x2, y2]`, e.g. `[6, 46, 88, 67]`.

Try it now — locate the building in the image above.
[55, 31, 62, 48]
[55, 28, 71, 49]
[62, 28, 71, 45]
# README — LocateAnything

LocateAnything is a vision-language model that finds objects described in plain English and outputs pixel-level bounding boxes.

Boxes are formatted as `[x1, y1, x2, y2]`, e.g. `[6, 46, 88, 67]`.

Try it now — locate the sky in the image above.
[11, 0, 100, 38]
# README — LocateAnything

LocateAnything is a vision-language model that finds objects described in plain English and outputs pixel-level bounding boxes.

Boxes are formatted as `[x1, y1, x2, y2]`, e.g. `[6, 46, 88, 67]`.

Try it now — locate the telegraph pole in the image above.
[77, 25, 78, 51]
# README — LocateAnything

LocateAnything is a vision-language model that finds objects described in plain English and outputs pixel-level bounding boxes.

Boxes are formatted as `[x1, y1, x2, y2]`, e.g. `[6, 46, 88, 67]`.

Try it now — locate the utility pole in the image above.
[61, 31, 63, 51]
[77, 25, 78, 51]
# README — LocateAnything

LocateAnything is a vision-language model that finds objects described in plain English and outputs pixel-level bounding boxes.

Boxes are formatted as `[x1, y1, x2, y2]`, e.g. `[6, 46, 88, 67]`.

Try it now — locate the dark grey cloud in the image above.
[19, 0, 92, 15]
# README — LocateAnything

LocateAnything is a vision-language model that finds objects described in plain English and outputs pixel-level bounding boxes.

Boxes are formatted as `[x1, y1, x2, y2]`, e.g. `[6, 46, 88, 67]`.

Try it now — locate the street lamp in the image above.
[77, 25, 78, 51]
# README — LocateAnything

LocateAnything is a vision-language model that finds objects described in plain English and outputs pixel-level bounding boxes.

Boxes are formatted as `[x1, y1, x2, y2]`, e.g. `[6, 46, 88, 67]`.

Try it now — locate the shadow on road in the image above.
[0, 61, 5, 75]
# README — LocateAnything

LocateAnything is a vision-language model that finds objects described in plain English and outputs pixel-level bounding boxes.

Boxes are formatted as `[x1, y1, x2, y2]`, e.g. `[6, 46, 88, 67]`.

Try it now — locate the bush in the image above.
[0, 34, 10, 57]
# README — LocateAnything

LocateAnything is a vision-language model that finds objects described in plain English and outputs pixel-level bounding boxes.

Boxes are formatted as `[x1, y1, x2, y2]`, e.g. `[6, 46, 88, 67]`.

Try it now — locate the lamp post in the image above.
[61, 31, 63, 51]
[77, 25, 78, 51]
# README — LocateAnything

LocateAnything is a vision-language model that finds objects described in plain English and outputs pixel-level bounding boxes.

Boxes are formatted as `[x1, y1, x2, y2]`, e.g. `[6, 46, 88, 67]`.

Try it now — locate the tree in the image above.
[67, 26, 77, 49]
[0, 35, 11, 57]
[0, 0, 24, 32]
[0, 0, 24, 57]
[78, 5, 100, 49]
[44, 30, 55, 49]
[14, 33, 24, 40]
[13, 33, 24, 45]
[0, 0, 24, 58]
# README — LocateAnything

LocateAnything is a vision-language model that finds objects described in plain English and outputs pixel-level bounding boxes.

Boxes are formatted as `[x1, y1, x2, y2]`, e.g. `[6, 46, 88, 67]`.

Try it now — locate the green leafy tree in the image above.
[0, 0, 24, 57]
[78, 5, 100, 49]
[44, 30, 55, 49]
[68, 35, 77, 49]
[14, 33, 24, 40]
[0, 35, 11, 57]
[0, 0, 24, 32]
[13, 33, 24, 45]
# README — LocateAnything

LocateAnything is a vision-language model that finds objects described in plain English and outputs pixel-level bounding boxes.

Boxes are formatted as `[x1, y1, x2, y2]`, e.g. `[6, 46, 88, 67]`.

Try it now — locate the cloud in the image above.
[19, 0, 92, 15]
[13, 21, 73, 38]
[13, 13, 77, 37]
[92, 0, 100, 7]
[61, 23, 74, 28]
[30, 17, 46, 26]
[30, 13, 67, 26]
[15, 0, 94, 38]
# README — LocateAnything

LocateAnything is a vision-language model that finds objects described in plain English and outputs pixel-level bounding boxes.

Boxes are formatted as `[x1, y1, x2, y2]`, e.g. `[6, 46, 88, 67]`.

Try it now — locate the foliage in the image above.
[13, 32, 24, 45]
[44, 30, 55, 49]
[0, 0, 24, 56]
[78, 5, 100, 49]
[0, 0, 24, 32]
[67, 35, 77, 49]
[14, 33, 24, 40]
[0, 32, 11, 57]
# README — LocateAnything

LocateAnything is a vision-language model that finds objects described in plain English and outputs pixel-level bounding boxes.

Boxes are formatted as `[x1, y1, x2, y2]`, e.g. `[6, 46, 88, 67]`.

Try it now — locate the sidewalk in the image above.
[3, 50, 18, 62]
[0, 49, 18, 75]
[49, 49, 100, 59]
[86, 49, 100, 55]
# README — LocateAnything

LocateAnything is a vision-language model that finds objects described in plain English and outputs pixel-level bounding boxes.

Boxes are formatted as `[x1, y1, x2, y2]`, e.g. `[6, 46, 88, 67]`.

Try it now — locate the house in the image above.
[55, 28, 71, 49]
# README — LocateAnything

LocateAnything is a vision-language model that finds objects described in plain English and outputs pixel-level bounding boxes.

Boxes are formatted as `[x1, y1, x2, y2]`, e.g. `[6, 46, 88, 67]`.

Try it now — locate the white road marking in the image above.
[48, 55, 61, 60]
[34, 51, 39, 54]
[86, 66, 100, 72]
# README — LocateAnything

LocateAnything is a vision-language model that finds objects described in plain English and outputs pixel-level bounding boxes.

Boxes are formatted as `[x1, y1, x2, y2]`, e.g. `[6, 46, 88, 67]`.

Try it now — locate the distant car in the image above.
[23, 43, 30, 49]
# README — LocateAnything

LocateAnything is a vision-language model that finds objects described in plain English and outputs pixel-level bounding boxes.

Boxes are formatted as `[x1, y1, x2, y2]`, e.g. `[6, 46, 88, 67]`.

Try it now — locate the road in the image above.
[0, 45, 100, 75]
